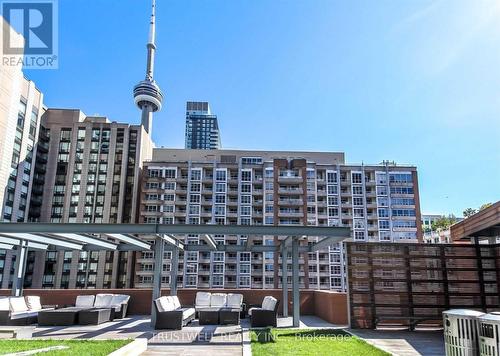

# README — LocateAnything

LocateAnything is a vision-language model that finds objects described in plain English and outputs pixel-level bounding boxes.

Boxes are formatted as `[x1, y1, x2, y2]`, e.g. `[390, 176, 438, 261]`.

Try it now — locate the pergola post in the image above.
[151, 235, 164, 326]
[170, 247, 179, 296]
[11, 241, 28, 297]
[292, 238, 300, 327]
[281, 243, 288, 317]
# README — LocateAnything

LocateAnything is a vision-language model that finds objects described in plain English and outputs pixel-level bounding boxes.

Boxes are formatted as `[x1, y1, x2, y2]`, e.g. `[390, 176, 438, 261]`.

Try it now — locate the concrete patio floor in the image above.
[31, 315, 343, 355]
[349, 329, 445, 356]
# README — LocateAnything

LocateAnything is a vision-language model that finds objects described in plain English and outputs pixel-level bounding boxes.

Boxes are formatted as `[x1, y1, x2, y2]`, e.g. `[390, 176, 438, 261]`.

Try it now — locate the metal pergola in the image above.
[0, 223, 351, 327]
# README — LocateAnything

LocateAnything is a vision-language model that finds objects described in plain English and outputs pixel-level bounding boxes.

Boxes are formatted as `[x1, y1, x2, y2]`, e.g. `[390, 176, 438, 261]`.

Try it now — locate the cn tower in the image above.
[133, 0, 163, 135]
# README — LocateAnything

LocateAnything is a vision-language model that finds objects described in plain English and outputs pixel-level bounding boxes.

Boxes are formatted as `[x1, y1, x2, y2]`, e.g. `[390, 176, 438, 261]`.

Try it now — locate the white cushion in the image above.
[210, 293, 227, 308]
[155, 296, 175, 312]
[195, 292, 211, 308]
[75, 295, 95, 308]
[94, 293, 114, 308]
[9, 297, 28, 313]
[0, 297, 10, 311]
[171, 296, 181, 309]
[111, 294, 130, 306]
[226, 294, 243, 308]
[26, 296, 42, 311]
[182, 307, 195, 319]
[262, 296, 277, 311]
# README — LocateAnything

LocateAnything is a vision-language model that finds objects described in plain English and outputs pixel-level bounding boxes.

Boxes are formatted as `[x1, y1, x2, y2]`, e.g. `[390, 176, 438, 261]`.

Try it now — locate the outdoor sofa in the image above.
[38, 293, 131, 326]
[0, 296, 54, 325]
[154, 295, 195, 330]
[248, 296, 279, 327]
[195, 292, 244, 325]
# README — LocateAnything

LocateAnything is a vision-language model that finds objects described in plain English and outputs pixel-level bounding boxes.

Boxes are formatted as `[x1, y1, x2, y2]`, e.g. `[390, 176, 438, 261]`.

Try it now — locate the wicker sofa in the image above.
[0, 296, 54, 325]
[154, 296, 195, 330]
[248, 296, 279, 327]
[195, 292, 244, 325]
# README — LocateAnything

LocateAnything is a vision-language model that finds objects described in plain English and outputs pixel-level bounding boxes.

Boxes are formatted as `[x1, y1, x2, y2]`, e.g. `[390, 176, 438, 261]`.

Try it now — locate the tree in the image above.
[463, 208, 477, 218]
[431, 214, 458, 231]
[479, 203, 492, 211]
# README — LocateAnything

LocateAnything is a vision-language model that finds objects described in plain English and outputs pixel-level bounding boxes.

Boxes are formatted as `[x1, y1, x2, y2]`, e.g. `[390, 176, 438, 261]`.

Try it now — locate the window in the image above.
[353, 197, 364, 206]
[164, 182, 175, 190]
[214, 205, 225, 216]
[327, 196, 338, 205]
[352, 172, 362, 184]
[165, 169, 176, 179]
[215, 183, 226, 193]
[240, 206, 251, 216]
[148, 169, 160, 177]
[190, 183, 201, 192]
[215, 170, 226, 181]
[189, 205, 200, 215]
[327, 185, 338, 195]
[354, 231, 365, 240]
[390, 186, 414, 194]
[327, 171, 337, 183]
[353, 208, 364, 217]
[378, 208, 389, 218]
[379, 220, 390, 230]
[215, 194, 226, 204]
[389, 173, 412, 183]
[240, 184, 251, 193]
[391, 209, 416, 217]
[241, 170, 252, 182]
[163, 194, 175, 201]
[189, 194, 200, 204]
[328, 207, 339, 217]
[376, 185, 387, 196]
[352, 186, 363, 195]
[241, 195, 251, 204]
[190, 169, 201, 181]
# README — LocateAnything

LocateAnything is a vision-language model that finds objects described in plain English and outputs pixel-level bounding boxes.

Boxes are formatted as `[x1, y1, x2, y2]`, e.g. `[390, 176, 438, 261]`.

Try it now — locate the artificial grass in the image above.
[0, 339, 131, 355]
[250, 329, 389, 356]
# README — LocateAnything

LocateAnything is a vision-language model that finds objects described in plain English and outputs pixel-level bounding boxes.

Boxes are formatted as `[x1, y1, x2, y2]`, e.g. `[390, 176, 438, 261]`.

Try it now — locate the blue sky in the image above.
[22, 0, 500, 216]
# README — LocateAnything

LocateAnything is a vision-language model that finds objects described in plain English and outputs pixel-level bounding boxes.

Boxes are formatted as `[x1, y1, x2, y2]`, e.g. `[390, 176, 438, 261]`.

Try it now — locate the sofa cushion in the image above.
[226, 294, 243, 308]
[111, 294, 130, 306]
[26, 296, 42, 311]
[155, 296, 175, 313]
[181, 307, 195, 320]
[9, 297, 28, 313]
[171, 296, 181, 309]
[195, 292, 211, 308]
[262, 296, 278, 311]
[210, 293, 227, 308]
[0, 297, 10, 311]
[94, 293, 114, 308]
[75, 295, 95, 308]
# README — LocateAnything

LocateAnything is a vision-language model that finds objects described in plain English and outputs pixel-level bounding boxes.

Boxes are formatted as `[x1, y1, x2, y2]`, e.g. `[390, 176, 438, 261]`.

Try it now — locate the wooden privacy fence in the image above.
[346, 242, 500, 329]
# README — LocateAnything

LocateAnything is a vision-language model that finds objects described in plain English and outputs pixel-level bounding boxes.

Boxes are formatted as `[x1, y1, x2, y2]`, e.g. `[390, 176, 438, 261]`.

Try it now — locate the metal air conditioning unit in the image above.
[478, 312, 500, 356]
[443, 309, 484, 356]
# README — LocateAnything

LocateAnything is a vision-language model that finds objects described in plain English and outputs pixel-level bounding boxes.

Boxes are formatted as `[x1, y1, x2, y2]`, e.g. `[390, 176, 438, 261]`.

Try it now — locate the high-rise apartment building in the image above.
[136, 148, 422, 291]
[0, 18, 45, 289]
[23, 109, 154, 289]
[185, 102, 221, 149]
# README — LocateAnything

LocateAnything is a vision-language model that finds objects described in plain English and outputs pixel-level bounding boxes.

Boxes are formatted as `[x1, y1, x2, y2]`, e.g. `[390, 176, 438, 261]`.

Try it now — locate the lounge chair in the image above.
[154, 296, 195, 330]
[249, 296, 279, 327]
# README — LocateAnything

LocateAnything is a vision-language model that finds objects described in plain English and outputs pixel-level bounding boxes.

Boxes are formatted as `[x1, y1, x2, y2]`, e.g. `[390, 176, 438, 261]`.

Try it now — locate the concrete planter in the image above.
[109, 338, 147, 356]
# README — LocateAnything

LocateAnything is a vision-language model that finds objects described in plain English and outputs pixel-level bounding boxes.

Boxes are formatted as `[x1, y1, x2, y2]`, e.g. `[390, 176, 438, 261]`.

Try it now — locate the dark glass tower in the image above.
[185, 101, 221, 150]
